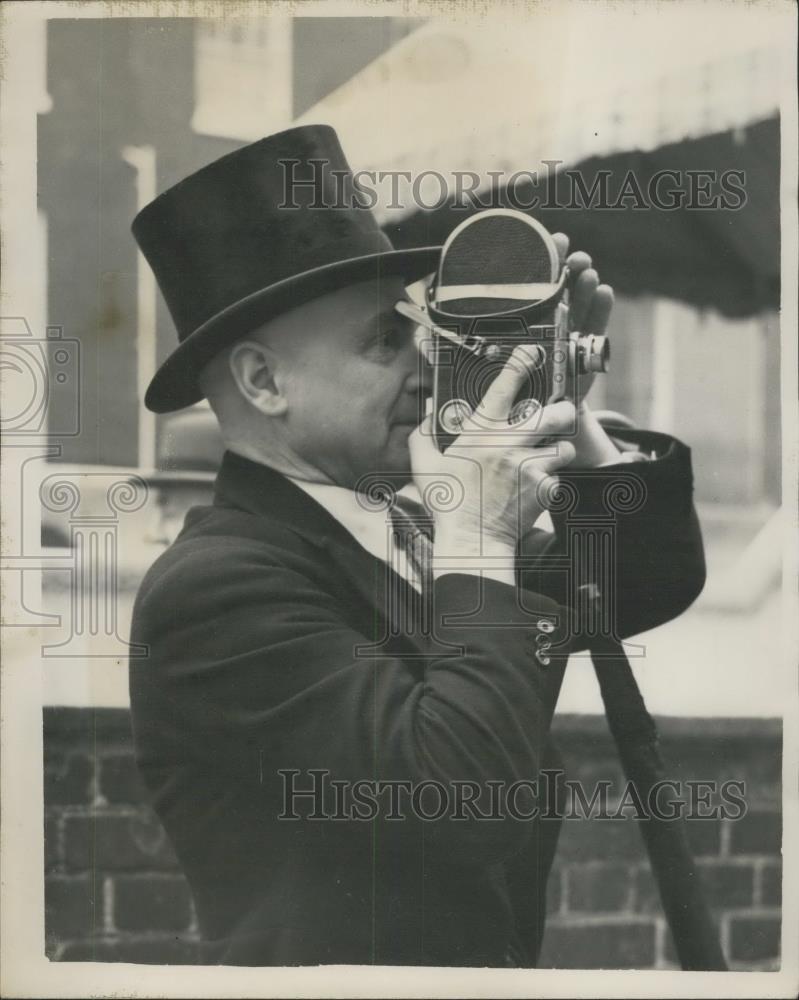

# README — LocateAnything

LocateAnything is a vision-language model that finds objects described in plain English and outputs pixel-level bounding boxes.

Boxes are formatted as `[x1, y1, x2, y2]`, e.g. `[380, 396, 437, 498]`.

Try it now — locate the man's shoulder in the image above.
[134, 502, 326, 614]
[180, 500, 307, 549]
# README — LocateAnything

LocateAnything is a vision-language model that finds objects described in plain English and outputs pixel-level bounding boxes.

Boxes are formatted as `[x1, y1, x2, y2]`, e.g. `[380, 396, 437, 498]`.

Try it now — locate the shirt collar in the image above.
[286, 476, 421, 569]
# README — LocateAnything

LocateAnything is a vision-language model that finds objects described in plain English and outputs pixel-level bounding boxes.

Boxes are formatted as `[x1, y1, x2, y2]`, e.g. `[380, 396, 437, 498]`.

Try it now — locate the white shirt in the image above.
[287, 478, 426, 591]
[287, 477, 527, 591]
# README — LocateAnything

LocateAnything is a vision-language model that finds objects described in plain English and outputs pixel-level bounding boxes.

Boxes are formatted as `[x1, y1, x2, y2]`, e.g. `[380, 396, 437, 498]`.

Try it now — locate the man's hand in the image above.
[551, 233, 622, 468]
[409, 346, 576, 579]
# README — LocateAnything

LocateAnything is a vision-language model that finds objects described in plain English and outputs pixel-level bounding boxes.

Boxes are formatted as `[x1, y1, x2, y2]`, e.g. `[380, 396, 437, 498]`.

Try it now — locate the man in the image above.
[129, 125, 705, 967]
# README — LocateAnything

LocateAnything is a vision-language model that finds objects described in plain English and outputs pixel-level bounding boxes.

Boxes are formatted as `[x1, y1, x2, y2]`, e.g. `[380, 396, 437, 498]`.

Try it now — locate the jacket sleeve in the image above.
[517, 429, 706, 645]
[130, 538, 572, 865]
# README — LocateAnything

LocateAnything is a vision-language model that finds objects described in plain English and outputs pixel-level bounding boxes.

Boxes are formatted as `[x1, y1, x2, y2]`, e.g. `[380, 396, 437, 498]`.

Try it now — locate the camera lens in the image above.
[439, 399, 472, 435]
[509, 398, 542, 425]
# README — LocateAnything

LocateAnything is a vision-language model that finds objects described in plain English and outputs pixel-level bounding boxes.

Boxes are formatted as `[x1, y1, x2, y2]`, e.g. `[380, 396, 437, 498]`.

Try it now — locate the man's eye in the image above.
[365, 322, 412, 357]
[376, 329, 401, 349]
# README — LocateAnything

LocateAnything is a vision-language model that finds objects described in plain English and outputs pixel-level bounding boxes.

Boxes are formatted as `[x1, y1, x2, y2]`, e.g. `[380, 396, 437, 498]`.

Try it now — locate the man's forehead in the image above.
[335, 276, 411, 311]
[250, 275, 412, 347]
[293, 277, 409, 329]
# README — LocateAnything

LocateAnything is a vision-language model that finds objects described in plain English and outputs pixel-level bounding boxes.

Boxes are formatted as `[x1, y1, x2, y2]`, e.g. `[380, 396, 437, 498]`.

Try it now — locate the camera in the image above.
[397, 209, 609, 451]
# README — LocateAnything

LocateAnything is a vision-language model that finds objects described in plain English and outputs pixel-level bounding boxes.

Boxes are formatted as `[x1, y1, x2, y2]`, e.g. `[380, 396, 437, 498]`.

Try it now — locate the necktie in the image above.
[390, 495, 434, 593]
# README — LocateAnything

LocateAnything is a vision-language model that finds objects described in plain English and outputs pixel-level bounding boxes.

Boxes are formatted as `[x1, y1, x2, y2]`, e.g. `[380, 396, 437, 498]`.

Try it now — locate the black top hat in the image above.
[132, 124, 441, 413]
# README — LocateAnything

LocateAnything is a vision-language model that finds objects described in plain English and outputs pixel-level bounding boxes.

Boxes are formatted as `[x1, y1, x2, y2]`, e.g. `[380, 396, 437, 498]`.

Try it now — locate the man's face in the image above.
[269, 276, 429, 488]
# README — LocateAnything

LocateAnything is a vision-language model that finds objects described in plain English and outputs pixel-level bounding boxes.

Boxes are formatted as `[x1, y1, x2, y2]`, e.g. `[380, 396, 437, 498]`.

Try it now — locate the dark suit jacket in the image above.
[129, 429, 705, 967]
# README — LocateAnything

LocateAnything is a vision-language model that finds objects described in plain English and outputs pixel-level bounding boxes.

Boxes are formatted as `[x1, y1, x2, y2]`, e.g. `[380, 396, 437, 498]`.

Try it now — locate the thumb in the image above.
[408, 415, 439, 471]
[545, 440, 576, 471]
[526, 440, 576, 476]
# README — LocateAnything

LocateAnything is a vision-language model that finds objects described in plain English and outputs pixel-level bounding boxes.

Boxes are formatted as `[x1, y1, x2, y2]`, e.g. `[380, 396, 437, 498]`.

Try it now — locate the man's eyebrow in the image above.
[359, 303, 411, 336]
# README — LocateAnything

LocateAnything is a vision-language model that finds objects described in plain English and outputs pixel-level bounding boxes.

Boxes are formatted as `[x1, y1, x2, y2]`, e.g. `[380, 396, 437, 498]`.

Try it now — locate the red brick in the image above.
[566, 862, 633, 913]
[538, 919, 656, 969]
[634, 861, 753, 915]
[664, 744, 781, 807]
[633, 866, 660, 914]
[728, 810, 781, 856]
[559, 755, 625, 795]
[112, 875, 193, 933]
[686, 818, 722, 857]
[698, 861, 755, 909]
[728, 915, 781, 963]
[44, 752, 94, 806]
[760, 861, 782, 905]
[64, 811, 179, 871]
[557, 817, 645, 862]
[45, 875, 103, 944]
[99, 754, 148, 805]
[663, 925, 678, 966]
[58, 936, 200, 964]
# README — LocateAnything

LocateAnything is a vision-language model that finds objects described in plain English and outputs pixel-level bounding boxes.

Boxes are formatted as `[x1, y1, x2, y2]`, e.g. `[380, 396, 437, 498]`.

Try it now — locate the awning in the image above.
[386, 118, 780, 317]
[296, 5, 786, 315]
[296, 4, 785, 225]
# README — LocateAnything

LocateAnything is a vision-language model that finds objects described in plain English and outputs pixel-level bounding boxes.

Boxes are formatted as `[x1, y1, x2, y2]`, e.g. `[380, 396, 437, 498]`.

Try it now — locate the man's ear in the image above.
[228, 340, 288, 416]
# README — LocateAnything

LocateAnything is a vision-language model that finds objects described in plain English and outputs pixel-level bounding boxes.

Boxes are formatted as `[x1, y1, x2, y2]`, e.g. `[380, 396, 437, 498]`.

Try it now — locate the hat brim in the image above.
[145, 245, 442, 413]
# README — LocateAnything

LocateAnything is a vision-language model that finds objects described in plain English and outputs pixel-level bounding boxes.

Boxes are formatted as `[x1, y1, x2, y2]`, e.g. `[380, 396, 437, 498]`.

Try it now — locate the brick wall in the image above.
[44, 708, 782, 969]
[539, 716, 782, 970]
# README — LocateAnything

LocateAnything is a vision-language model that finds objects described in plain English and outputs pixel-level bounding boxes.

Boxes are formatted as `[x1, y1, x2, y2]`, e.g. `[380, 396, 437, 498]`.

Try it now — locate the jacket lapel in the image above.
[212, 451, 423, 653]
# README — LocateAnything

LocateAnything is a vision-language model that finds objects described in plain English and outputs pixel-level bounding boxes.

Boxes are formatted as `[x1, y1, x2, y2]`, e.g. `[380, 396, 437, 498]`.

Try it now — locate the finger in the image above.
[414, 325, 435, 365]
[408, 414, 438, 469]
[519, 440, 576, 476]
[565, 250, 592, 281]
[532, 400, 576, 438]
[569, 267, 599, 332]
[507, 397, 543, 429]
[552, 232, 569, 267]
[557, 440, 576, 466]
[469, 345, 541, 424]
[584, 283, 614, 336]
[510, 400, 576, 445]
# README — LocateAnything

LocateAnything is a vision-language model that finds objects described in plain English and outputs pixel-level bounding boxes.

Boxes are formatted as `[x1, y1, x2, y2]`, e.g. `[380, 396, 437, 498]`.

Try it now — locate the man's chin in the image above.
[370, 439, 413, 485]
[384, 454, 413, 485]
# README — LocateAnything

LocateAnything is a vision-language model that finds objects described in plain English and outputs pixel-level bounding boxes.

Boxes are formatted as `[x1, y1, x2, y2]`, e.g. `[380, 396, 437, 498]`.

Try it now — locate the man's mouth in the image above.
[391, 396, 429, 429]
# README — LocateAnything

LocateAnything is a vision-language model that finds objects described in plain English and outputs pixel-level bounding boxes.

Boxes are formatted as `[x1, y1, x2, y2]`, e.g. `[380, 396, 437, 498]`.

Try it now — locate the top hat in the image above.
[132, 124, 441, 413]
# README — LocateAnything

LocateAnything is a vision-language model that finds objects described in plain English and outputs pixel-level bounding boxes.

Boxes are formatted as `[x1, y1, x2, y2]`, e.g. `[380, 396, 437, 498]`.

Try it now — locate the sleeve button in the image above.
[537, 618, 556, 634]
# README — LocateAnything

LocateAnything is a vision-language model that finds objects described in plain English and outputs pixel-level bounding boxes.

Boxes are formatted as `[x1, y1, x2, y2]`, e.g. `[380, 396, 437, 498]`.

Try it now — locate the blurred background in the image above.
[26, 6, 787, 971]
